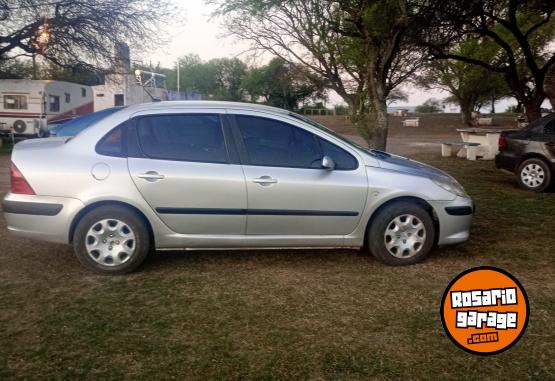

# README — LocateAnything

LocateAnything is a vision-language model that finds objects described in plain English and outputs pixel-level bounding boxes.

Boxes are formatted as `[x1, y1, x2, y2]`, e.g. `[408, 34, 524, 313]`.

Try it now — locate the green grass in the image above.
[0, 142, 13, 154]
[0, 154, 554, 380]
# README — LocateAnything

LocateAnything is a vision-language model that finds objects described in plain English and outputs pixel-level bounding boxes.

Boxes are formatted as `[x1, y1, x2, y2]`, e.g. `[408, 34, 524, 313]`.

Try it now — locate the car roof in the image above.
[124, 101, 291, 116]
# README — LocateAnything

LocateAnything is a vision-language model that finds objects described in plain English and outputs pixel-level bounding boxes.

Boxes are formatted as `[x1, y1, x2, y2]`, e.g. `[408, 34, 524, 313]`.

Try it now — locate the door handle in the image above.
[545, 142, 555, 147]
[252, 176, 278, 185]
[138, 171, 165, 182]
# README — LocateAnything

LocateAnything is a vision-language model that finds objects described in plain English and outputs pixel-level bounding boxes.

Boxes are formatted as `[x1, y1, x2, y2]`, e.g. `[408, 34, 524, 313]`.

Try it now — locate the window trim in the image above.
[228, 113, 359, 171]
[130, 113, 232, 165]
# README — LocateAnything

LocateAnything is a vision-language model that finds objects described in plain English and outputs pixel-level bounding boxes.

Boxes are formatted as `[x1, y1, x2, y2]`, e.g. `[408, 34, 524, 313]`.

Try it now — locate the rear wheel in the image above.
[517, 158, 551, 192]
[73, 205, 150, 275]
[367, 202, 435, 266]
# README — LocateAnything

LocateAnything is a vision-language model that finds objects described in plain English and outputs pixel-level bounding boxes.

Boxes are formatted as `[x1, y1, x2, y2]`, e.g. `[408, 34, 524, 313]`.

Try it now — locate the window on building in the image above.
[65, 93, 71, 103]
[114, 94, 124, 106]
[49, 95, 60, 112]
[3, 95, 28, 110]
[81, 88, 87, 97]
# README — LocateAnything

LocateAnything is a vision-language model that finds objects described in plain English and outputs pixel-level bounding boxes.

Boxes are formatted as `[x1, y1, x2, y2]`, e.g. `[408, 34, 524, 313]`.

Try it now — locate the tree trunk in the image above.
[523, 94, 544, 122]
[544, 63, 555, 110]
[459, 100, 474, 126]
[367, 98, 388, 150]
[490, 95, 495, 114]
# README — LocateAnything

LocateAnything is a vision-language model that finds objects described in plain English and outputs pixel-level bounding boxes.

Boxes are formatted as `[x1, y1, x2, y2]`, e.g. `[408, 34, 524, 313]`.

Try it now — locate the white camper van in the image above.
[0, 80, 93, 137]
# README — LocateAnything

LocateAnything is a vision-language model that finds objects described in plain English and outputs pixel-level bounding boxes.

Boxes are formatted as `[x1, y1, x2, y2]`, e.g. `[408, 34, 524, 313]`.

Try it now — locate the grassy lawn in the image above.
[0, 154, 554, 380]
[0, 142, 13, 155]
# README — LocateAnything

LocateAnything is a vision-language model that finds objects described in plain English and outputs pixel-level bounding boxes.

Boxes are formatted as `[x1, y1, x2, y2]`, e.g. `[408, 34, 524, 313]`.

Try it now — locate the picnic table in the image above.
[456, 128, 506, 160]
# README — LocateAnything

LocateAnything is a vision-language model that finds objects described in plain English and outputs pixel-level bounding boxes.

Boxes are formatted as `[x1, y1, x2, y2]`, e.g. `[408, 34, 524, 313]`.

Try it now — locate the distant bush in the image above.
[415, 98, 443, 113]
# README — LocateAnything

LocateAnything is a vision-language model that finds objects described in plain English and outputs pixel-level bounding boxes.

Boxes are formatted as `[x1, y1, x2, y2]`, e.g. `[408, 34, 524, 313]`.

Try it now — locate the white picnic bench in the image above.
[477, 117, 493, 126]
[402, 117, 419, 127]
[441, 141, 481, 161]
[456, 128, 505, 160]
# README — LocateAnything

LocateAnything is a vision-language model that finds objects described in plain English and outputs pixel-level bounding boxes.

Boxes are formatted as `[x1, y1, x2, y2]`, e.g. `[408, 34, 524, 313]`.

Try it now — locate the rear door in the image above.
[230, 112, 368, 236]
[127, 110, 247, 235]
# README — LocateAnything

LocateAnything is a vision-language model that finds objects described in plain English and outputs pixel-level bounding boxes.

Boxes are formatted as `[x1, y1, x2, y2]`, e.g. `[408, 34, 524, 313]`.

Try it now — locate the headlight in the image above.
[432, 176, 468, 198]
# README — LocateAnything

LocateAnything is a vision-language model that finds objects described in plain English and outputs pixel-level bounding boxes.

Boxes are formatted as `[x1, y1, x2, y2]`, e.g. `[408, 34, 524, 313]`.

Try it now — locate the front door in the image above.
[232, 113, 368, 236]
[127, 112, 247, 235]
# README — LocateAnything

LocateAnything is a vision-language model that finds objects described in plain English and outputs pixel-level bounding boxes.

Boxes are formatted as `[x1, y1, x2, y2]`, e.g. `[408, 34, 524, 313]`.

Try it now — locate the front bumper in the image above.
[429, 196, 474, 246]
[2, 193, 84, 244]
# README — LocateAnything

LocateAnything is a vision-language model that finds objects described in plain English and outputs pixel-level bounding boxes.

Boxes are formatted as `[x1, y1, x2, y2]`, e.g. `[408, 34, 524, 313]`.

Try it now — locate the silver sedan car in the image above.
[2, 101, 473, 274]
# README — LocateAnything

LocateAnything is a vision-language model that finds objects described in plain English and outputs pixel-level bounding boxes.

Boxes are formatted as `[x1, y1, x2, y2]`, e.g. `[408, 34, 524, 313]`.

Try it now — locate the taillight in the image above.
[498, 135, 507, 150]
[10, 163, 35, 195]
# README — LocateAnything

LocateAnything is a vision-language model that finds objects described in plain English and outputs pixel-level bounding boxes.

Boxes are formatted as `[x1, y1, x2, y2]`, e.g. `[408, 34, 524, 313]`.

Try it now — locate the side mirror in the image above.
[321, 155, 335, 170]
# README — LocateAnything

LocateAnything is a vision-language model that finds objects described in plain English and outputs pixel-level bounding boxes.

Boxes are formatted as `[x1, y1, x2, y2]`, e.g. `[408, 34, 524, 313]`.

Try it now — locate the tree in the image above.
[415, 98, 443, 113]
[0, 57, 33, 78]
[0, 0, 173, 71]
[418, 0, 555, 122]
[211, 0, 426, 149]
[418, 38, 510, 125]
[242, 58, 326, 109]
[210, 58, 248, 101]
[174, 55, 248, 101]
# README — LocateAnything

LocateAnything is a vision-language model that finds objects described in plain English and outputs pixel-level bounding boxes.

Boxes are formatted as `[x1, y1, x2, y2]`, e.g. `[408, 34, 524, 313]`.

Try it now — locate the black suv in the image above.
[496, 113, 555, 191]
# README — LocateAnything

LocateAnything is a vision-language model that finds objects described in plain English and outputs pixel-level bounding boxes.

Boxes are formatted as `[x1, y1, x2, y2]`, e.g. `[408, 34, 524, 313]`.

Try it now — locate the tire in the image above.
[73, 205, 150, 275]
[367, 201, 435, 266]
[517, 158, 552, 192]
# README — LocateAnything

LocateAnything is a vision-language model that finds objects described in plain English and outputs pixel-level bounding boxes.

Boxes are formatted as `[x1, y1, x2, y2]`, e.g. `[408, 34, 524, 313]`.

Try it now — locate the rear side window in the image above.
[235, 115, 357, 170]
[544, 120, 555, 135]
[136, 114, 227, 163]
[96, 126, 124, 157]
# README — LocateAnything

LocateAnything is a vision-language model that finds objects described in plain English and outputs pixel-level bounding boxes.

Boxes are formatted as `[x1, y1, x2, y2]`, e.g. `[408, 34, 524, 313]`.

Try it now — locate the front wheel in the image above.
[367, 202, 435, 266]
[73, 205, 150, 275]
[517, 158, 552, 192]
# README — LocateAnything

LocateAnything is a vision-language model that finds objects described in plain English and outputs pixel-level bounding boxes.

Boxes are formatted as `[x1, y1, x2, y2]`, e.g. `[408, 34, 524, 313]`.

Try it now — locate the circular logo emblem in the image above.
[440, 266, 529, 355]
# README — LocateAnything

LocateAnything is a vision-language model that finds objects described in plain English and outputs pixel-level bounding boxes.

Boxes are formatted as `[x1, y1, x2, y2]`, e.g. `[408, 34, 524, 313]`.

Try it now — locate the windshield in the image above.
[53, 107, 124, 137]
[288, 112, 390, 158]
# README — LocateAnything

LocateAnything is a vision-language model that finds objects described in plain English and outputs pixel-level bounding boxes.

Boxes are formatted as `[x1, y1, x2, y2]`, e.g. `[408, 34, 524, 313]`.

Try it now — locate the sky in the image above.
[144, 0, 543, 111]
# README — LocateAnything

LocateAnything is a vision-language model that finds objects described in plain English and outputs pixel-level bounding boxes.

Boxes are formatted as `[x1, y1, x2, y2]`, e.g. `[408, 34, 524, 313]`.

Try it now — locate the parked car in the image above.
[49, 107, 124, 137]
[2, 101, 474, 274]
[496, 113, 555, 191]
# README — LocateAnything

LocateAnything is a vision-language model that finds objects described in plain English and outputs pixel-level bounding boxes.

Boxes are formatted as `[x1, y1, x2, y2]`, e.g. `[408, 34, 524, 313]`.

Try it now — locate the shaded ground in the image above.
[0, 115, 553, 380]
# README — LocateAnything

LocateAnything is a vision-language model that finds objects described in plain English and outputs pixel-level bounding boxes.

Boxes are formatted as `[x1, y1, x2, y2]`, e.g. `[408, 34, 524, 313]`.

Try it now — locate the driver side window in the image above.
[234, 115, 358, 170]
[236, 115, 321, 169]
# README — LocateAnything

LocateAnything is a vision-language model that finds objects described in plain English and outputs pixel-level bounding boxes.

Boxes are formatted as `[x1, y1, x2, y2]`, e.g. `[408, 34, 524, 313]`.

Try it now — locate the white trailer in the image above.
[0, 79, 93, 137]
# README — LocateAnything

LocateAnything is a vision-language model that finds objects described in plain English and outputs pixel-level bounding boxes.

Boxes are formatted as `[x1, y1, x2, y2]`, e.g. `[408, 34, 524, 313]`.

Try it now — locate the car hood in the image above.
[374, 151, 450, 179]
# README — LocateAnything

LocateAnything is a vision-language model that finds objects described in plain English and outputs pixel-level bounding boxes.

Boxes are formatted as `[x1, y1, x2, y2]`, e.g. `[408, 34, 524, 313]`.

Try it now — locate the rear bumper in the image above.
[2, 193, 84, 244]
[429, 197, 474, 246]
[495, 152, 518, 173]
